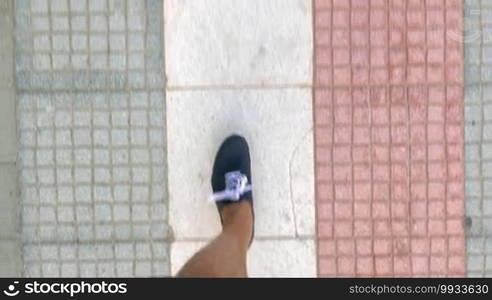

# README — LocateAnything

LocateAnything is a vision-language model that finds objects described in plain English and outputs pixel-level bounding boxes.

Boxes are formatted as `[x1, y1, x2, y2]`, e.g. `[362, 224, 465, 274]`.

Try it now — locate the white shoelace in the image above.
[209, 171, 252, 202]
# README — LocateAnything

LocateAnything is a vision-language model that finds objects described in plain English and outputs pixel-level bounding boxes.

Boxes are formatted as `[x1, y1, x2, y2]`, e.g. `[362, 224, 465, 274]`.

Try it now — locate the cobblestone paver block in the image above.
[313, 0, 465, 277]
[464, 0, 492, 278]
[15, 0, 169, 277]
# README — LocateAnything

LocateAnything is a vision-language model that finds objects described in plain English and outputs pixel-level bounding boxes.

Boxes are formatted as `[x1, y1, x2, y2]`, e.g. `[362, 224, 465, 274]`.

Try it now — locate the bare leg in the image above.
[177, 201, 253, 277]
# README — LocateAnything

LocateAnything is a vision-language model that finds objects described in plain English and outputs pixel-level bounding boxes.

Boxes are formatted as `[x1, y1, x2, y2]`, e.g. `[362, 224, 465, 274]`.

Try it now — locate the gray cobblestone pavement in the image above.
[14, 0, 169, 277]
[464, 0, 492, 277]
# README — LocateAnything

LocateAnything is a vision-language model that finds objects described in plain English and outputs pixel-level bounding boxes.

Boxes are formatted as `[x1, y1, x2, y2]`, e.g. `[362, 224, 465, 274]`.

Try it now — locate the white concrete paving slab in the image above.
[0, 164, 19, 240]
[0, 89, 17, 162]
[247, 239, 316, 277]
[170, 241, 206, 275]
[0, 241, 22, 277]
[167, 88, 315, 240]
[171, 239, 316, 277]
[164, 0, 313, 87]
[0, 0, 21, 277]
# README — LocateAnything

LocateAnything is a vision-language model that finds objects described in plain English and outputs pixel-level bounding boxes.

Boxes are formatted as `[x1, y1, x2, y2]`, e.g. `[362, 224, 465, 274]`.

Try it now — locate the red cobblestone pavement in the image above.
[313, 0, 465, 277]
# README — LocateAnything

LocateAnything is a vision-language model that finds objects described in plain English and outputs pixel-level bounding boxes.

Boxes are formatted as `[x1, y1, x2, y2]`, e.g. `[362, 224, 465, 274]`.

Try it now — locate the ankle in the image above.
[221, 202, 253, 243]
